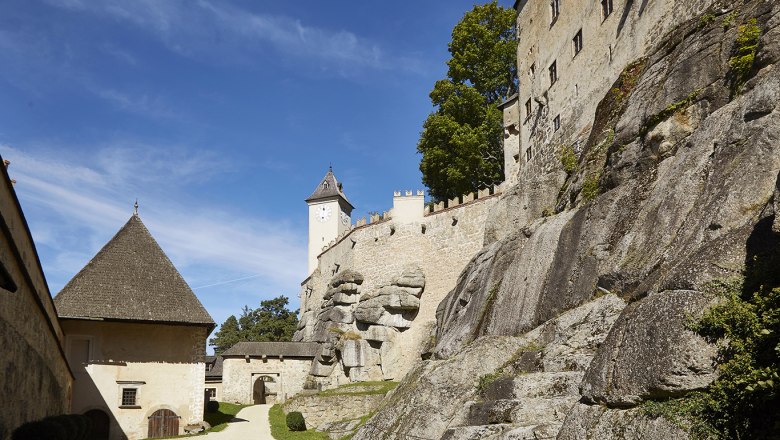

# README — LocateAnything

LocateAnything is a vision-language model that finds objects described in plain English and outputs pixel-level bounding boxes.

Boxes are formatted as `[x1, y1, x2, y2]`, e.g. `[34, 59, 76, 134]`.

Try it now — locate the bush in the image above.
[206, 400, 220, 413]
[285, 411, 307, 432]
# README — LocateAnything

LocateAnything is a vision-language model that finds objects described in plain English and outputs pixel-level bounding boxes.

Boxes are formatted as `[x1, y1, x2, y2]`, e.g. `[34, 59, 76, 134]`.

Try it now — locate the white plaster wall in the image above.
[392, 194, 425, 223]
[514, 0, 717, 171]
[221, 357, 313, 404]
[62, 320, 208, 440]
[300, 195, 499, 381]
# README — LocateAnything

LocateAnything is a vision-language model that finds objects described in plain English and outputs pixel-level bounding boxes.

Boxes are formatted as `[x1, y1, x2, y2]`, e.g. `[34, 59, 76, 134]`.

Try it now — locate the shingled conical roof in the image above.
[54, 214, 214, 328]
[305, 167, 353, 209]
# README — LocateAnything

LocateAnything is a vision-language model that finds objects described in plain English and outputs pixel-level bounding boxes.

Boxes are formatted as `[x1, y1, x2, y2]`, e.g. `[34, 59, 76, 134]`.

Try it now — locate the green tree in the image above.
[209, 296, 299, 355]
[418, 1, 517, 202]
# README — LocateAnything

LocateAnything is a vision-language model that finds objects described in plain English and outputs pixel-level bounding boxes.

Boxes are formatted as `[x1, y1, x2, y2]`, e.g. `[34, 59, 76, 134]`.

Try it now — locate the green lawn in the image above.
[268, 404, 330, 440]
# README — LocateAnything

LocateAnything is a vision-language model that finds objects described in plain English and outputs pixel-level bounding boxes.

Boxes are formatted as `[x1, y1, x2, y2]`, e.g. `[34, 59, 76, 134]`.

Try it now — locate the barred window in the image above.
[121, 388, 137, 406]
[601, 0, 614, 20]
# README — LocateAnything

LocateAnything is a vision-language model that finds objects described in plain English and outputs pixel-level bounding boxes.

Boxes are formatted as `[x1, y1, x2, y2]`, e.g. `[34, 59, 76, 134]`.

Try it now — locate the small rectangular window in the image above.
[550, 0, 561, 24]
[549, 61, 558, 86]
[525, 99, 532, 120]
[121, 388, 137, 406]
[206, 388, 217, 399]
[529, 63, 535, 77]
[526, 148, 532, 161]
[573, 29, 583, 56]
[601, 0, 614, 20]
[554, 115, 561, 131]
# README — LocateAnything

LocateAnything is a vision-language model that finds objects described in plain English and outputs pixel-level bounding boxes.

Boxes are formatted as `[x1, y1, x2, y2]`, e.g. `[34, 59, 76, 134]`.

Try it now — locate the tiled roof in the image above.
[54, 214, 214, 327]
[305, 168, 353, 208]
[205, 355, 223, 378]
[222, 341, 320, 358]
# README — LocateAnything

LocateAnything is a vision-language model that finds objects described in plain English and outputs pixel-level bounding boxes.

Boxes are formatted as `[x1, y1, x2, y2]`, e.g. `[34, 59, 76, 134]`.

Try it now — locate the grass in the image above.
[269, 404, 330, 440]
[315, 380, 398, 397]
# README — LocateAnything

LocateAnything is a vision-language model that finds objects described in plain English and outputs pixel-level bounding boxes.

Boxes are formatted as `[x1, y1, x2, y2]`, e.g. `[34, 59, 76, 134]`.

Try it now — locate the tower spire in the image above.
[134, 199, 139, 216]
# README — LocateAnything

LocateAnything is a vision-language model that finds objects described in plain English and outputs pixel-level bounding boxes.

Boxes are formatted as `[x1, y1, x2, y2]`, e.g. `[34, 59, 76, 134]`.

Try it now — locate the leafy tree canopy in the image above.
[418, 1, 517, 202]
[209, 295, 299, 355]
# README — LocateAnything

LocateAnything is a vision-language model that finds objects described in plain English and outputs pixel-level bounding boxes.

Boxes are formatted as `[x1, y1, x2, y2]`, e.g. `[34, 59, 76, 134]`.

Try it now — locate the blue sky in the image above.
[0, 0, 511, 348]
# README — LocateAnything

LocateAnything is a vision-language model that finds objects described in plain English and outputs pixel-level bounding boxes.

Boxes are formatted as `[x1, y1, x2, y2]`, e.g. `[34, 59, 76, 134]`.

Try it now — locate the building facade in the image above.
[55, 213, 215, 440]
[0, 157, 74, 439]
[506, 0, 719, 180]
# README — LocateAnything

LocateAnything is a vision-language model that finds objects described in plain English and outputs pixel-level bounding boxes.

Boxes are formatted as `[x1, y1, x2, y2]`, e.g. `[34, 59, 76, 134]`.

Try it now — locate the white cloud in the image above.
[44, 0, 420, 75]
[0, 143, 307, 324]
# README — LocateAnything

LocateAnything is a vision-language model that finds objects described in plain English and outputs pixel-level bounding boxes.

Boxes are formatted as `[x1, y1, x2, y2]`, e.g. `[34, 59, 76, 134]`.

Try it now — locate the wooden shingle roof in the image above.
[54, 214, 214, 328]
[222, 341, 320, 358]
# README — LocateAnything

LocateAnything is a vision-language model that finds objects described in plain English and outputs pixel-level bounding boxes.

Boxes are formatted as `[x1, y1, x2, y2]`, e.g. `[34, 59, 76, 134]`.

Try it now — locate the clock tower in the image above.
[306, 167, 354, 275]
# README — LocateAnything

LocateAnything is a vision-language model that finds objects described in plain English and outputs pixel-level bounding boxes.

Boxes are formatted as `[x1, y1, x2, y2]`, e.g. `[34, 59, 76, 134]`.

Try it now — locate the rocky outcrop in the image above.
[352, 294, 626, 440]
[307, 266, 426, 383]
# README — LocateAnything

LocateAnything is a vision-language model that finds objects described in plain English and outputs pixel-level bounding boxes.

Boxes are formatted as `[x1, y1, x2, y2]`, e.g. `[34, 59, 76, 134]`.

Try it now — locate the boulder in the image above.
[558, 404, 690, 440]
[341, 339, 367, 368]
[581, 290, 718, 407]
[331, 269, 364, 287]
[326, 307, 354, 324]
[393, 266, 426, 290]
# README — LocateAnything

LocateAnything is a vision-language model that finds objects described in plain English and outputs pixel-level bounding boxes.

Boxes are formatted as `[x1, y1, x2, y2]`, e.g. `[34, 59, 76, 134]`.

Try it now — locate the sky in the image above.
[0, 0, 512, 350]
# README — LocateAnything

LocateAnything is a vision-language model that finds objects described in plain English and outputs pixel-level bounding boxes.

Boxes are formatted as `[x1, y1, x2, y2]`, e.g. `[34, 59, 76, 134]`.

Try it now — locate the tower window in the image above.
[554, 115, 561, 131]
[526, 147, 532, 161]
[525, 99, 532, 120]
[529, 63, 536, 77]
[573, 29, 583, 56]
[550, 0, 561, 25]
[601, 0, 614, 20]
[549, 61, 558, 86]
[322, 182, 329, 189]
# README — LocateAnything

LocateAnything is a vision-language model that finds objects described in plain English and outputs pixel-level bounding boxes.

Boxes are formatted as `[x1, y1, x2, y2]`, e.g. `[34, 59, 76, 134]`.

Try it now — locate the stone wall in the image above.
[221, 356, 313, 404]
[283, 393, 384, 430]
[511, 0, 719, 181]
[0, 159, 73, 440]
[297, 194, 500, 384]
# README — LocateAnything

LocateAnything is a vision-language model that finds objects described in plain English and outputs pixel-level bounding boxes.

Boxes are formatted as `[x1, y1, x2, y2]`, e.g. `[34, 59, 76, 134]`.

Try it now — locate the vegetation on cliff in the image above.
[418, 1, 517, 202]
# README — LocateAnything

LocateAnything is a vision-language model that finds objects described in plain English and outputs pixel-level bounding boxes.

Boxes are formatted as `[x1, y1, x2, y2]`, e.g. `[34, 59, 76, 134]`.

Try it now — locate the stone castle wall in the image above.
[221, 357, 313, 404]
[0, 160, 73, 440]
[297, 192, 500, 384]
[508, 0, 719, 181]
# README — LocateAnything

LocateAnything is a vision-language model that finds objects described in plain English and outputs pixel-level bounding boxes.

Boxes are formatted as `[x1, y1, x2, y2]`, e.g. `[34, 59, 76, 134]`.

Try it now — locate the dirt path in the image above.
[200, 404, 273, 439]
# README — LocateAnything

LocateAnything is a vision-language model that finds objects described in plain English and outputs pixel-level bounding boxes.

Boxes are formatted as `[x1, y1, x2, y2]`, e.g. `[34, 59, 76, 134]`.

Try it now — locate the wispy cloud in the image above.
[44, 0, 422, 76]
[0, 143, 307, 327]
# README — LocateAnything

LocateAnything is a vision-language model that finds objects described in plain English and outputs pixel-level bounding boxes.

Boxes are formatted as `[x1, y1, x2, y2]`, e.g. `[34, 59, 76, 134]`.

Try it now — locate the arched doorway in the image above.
[147, 409, 179, 438]
[253, 376, 266, 404]
[83, 409, 110, 440]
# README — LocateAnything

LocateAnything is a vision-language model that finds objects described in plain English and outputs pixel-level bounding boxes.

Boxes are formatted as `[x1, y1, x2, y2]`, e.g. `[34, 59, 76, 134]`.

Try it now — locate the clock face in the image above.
[316, 205, 332, 222]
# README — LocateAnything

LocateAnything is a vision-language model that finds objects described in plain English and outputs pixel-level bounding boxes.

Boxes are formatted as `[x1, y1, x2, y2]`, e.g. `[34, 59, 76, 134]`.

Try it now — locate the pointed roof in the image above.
[305, 167, 354, 209]
[54, 214, 214, 328]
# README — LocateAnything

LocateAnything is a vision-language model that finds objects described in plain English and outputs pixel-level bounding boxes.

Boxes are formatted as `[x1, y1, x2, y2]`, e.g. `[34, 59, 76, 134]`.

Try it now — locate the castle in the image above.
[295, 0, 721, 389]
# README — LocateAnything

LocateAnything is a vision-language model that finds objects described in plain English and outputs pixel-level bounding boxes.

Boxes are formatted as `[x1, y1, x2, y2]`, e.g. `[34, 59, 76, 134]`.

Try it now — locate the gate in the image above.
[148, 409, 179, 438]
[253, 376, 266, 404]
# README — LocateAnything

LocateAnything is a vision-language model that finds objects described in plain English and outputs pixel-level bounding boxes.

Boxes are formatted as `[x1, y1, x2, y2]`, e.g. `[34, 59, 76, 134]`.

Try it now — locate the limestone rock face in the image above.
[558, 404, 690, 440]
[580, 290, 718, 406]
[352, 295, 625, 440]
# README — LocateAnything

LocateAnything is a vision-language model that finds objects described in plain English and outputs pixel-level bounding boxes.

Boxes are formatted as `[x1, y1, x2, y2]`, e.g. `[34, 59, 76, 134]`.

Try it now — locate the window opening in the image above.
[529, 63, 535, 77]
[550, 0, 561, 24]
[573, 29, 583, 56]
[206, 388, 217, 399]
[121, 388, 137, 406]
[601, 0, 614, 20]
[549, 61, 558, 86]
[554, 115, 561, 131]
[526, 147, 532, 162]
[525, 99, 532, 120]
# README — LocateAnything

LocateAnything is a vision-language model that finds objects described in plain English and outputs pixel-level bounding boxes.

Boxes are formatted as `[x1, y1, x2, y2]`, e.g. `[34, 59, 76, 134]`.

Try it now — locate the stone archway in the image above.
[253, 376, 266, 404]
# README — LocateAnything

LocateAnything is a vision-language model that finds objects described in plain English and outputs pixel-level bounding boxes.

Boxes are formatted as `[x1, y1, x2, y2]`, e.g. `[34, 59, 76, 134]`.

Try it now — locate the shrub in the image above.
[206, 400, 220, 413]
[286, 411, 307, 432]
[559, 146, 577, 174]
[729, 18, 761, 94]
[581, 173, 601, 202]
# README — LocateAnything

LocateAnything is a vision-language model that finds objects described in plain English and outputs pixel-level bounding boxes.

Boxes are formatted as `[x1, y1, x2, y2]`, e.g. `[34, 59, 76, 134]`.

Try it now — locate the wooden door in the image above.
[253, 377, 266, 404]
[84, 409, 109, 440]
[148, 409, 179, 438]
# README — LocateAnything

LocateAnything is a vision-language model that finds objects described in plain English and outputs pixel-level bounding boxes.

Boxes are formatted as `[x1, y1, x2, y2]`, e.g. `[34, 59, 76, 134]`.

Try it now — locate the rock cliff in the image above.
[354, 1, 780, 438]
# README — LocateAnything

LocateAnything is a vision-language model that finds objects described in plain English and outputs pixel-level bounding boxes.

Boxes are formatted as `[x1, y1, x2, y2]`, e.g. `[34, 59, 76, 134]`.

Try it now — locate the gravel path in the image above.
[200, 404, 273, 439]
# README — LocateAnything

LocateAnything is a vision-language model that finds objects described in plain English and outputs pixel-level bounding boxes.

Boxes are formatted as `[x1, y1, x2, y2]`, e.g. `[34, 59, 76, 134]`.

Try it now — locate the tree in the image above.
[418, 1, 517, 202]
[209, 295, 299, 355]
